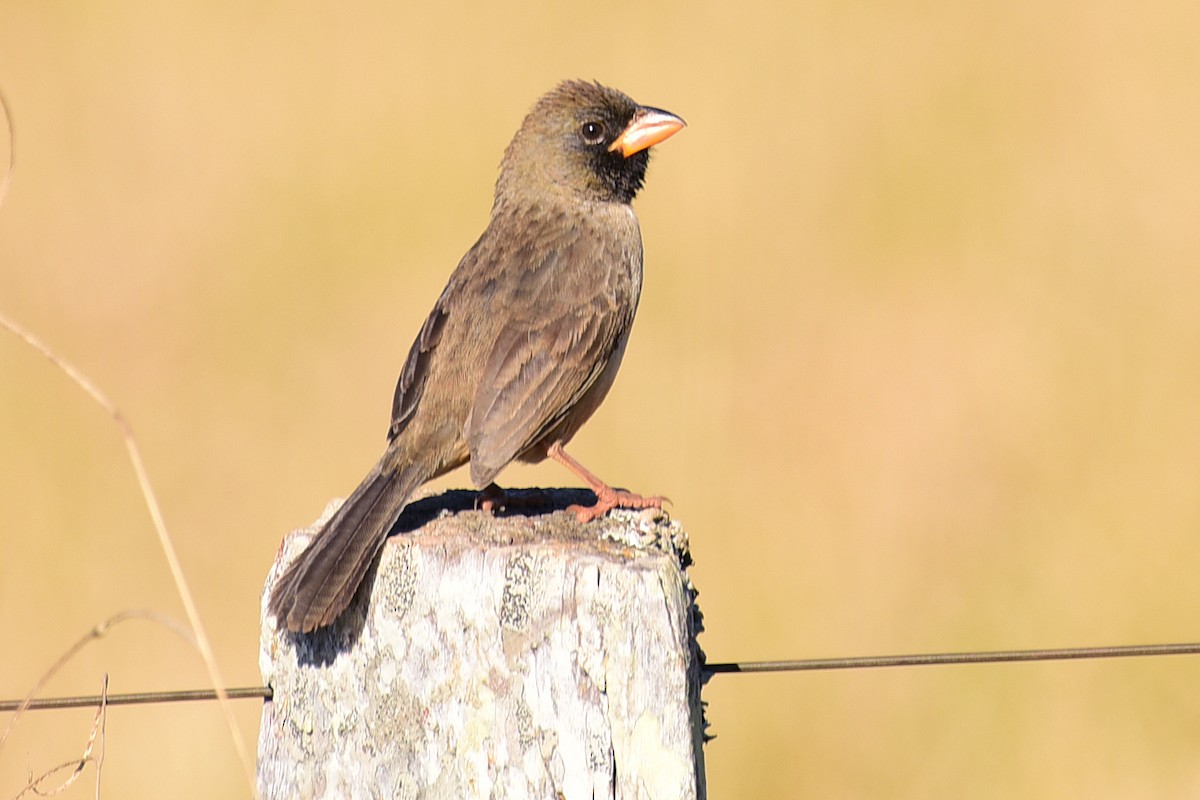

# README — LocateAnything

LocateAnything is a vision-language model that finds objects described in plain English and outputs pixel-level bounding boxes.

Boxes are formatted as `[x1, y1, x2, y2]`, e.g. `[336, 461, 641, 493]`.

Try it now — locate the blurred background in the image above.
[2, 1, 1199, 797]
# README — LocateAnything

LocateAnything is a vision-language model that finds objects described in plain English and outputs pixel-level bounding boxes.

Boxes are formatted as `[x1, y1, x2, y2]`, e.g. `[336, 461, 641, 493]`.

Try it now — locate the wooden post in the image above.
[256, 489, 707, 800]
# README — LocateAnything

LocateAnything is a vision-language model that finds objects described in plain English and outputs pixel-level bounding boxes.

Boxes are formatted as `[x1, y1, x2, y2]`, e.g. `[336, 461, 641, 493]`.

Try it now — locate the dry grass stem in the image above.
[0, 315, 258, 797]
[14, 676, 106, 799]
[0, 611, 193, 752]
[0, 88, 12, 207]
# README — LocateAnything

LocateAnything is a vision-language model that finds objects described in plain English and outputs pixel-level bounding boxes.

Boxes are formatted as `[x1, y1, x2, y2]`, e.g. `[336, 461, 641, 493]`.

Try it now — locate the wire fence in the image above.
[6, 641, 1200, 714]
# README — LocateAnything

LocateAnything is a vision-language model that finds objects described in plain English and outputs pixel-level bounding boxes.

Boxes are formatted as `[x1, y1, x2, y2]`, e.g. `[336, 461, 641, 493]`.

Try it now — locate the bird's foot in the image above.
[568, 488, 667, 523]
[477, 484, 552, 514]
[476, 483, 509, 514]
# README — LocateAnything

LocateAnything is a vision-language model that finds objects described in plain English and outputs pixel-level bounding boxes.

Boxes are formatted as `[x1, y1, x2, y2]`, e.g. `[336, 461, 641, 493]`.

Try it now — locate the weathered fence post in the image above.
[257, 489, 706, 800]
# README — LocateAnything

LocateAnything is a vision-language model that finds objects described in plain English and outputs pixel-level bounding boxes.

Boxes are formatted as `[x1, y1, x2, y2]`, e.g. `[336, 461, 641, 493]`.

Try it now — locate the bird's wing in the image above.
[388, 287, 451, 441]
[466, 248, 630, 486]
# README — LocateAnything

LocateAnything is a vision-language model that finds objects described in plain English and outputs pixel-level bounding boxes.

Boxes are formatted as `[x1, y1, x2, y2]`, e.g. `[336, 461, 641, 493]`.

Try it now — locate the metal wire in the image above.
[703, 641, 1200, 673]
[0, 686, 272, 713]
[5, 641, 1199, 713]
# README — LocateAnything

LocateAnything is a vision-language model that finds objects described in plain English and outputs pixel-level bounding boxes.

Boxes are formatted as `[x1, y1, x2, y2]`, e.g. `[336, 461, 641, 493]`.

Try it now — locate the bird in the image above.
[268, 80, 685, 633]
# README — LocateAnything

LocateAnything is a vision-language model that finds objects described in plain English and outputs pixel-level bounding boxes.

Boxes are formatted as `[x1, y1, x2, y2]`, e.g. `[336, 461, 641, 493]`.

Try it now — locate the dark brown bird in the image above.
[269, 80, 685, 633]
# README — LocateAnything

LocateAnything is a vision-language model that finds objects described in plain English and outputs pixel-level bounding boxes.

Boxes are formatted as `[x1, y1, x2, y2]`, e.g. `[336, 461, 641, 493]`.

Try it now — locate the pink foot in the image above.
[476, 483, 507, 514]
[568, 488, 667, 523]
[477, 485, 551, 514]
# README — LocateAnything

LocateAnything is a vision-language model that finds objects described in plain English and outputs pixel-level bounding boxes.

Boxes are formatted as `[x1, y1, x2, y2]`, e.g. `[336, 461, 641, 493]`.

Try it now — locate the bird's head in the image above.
[496, 80, 685, 207]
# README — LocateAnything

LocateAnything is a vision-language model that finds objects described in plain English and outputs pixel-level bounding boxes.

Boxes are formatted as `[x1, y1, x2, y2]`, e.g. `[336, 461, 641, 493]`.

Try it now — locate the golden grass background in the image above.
[2, 2, 1199, 796]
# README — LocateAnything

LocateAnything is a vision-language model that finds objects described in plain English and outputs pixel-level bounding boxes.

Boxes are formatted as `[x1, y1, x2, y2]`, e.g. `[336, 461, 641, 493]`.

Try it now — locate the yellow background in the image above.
[3, 2, 1199, 797]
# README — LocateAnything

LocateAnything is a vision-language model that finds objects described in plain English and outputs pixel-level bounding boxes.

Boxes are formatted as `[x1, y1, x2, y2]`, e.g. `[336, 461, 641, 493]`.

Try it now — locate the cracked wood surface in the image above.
[257, 489, 706, 800]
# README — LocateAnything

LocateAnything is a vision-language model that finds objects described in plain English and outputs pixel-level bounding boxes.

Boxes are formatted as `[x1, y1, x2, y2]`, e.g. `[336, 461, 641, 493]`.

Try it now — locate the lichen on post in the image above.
[257, 489, 707, 800]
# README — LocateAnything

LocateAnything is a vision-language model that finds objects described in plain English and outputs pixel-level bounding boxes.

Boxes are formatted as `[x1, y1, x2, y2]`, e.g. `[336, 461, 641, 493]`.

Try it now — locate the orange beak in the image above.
[608, 106, 686, 158]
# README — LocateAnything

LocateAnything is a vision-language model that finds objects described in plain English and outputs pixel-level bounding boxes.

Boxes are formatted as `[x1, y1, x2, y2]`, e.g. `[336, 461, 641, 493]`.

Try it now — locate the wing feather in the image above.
[466, 246, 628, 484]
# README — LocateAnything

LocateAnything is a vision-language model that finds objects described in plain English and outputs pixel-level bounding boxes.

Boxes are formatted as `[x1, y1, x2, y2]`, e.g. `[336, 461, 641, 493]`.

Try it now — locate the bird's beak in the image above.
[609, 106, 686, 158]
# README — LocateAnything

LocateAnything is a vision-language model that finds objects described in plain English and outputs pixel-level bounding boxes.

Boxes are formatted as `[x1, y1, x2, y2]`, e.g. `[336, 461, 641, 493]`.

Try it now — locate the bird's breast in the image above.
[581, 201, 643, 313]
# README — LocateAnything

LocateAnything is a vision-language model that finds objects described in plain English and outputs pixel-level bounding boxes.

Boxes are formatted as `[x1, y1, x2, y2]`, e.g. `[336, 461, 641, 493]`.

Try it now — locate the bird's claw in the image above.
[476, 483, 507, 514]
[569, 489, 667, 523]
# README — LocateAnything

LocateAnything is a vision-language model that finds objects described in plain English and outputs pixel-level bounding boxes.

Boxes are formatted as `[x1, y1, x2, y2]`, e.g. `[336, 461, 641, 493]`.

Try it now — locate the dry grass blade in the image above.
[14, 676, 107, 799]
[0, 87, 12, 207]
[0, 315, 258, 797]
[0, 611, 194, 752]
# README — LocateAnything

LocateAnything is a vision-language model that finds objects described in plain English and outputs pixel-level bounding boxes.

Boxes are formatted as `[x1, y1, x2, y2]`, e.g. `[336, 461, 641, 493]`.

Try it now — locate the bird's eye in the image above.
[580, 121, 606, 145]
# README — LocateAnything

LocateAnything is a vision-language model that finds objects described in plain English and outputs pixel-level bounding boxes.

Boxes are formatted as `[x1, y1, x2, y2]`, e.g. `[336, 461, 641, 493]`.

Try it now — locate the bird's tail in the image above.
[268, 457, 424, 633]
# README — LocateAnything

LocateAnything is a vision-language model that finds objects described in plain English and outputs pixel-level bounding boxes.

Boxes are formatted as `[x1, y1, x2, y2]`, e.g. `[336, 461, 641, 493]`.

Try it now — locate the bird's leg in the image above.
[546, 441, 665, 523]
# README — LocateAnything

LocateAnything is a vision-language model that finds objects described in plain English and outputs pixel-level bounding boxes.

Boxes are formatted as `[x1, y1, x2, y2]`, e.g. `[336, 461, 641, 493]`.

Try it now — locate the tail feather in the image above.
[269, 459, 424, 632]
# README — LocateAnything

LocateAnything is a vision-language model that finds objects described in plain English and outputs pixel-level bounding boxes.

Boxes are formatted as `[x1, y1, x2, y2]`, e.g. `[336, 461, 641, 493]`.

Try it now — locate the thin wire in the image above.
[0, 610, 194, 751]
[6, 641, 1199, 713]
[704, 642, 1200, 674]
[0, 687, 272, 713]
